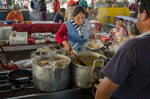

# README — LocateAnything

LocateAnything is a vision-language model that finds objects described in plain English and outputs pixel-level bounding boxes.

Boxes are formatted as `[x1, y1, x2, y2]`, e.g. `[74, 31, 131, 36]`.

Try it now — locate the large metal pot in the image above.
[71, 51, 104, 88]
[32, 54, 71, 92]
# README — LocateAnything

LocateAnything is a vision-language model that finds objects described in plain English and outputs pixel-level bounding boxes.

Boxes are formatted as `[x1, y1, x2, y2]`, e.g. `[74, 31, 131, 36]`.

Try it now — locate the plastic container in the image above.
[100, 36, 110, 43]
[28, 37, 35, 44]
[9, 32, 28, 45]
[27, 21, 32, 24]
[0, 26, 12, 41]
[6, 20, 13, 24]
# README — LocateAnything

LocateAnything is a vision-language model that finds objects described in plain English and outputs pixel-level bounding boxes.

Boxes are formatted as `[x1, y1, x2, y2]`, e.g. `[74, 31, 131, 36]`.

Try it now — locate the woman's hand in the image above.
[62, 40, 72, 53]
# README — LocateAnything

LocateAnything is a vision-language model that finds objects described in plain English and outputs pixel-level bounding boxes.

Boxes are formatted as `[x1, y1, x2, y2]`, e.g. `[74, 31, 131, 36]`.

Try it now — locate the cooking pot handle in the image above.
[93, 60, 104, 69]
[54, 60, 66, 77]
[91, 60, 104, 77]
[54, 60, 66, 68]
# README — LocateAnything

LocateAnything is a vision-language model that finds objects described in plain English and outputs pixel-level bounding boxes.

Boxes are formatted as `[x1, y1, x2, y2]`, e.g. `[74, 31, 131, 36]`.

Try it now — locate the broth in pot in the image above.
[71, 53, 102, 66]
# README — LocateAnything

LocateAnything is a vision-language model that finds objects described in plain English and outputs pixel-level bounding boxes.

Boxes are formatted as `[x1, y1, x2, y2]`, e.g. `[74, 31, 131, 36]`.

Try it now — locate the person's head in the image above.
[137, 0, 150, 33]
[60, 8, 66, 17]
[12, 6, 19, 15]
[72, 5, 86, 25]
[119, 18, 124, 22]
[116, 20, 123, 29]
[128, 26, 140, 36]
[34, 0, 37, 2]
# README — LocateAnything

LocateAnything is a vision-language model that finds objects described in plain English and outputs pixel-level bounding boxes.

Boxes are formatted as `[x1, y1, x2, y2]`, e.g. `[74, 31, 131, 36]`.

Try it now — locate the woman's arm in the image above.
[55, 24, 68, 45]
[55, 23, 73, 52]
[5, 11, 12, 21]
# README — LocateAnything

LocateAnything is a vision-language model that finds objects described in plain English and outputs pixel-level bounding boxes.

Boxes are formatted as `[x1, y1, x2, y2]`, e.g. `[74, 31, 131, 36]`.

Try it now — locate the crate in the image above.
[100, 36, 110, 43]
[0, 26, 12, 41]
[28, 37, 35, 44]
[9, 32, 28, 45]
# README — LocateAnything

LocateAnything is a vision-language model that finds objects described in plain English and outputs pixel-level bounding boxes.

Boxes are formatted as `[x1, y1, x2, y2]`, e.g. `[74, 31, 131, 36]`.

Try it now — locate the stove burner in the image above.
[11, 84, 24, 90]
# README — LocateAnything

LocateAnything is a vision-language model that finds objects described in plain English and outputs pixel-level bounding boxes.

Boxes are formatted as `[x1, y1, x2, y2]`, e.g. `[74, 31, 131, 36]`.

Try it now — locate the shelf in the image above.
[0, 43, 59, 52]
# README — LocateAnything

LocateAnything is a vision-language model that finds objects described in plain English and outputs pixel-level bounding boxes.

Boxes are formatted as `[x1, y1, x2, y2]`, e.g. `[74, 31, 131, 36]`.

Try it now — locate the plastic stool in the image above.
[105, 16, 111, 23]
[104, 16, 115, 32]
[104, 16, 111, 32]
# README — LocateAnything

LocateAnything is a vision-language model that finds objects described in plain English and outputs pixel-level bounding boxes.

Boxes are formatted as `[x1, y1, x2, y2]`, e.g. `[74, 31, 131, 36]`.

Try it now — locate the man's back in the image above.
[102, 33, 150, 99]
[53, 12, 63, 22]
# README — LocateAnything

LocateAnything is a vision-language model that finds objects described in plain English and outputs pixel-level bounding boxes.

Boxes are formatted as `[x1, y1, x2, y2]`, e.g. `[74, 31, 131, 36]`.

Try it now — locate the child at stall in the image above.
[119, 26, 140, 46]
[109, 20, 127, 42]
[127, 25, 140, 39]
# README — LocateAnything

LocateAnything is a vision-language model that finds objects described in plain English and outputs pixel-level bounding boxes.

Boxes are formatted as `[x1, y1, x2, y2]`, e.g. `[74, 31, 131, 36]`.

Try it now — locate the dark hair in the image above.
[129, 26, 140, 35]
[119, 18, 124, 22]
[12, 6, 19, 10]
[72, 5, 86, 17]
[60, 8, 66, 12]
[137, 0, 150, 17]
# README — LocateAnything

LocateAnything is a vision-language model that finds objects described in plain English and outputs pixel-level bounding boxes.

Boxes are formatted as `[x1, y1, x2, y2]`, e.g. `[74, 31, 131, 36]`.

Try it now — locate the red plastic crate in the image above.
[28, 37, 35, 44]
[100, 36, 110, 43]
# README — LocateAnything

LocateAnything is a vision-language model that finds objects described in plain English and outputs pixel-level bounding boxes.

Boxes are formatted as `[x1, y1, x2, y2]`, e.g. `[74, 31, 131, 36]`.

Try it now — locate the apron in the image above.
[65, 19, 90, 52]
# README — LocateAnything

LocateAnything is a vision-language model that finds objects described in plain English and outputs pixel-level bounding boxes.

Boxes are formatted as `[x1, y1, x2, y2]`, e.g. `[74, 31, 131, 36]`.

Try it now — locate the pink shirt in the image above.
[115, 27, 127, 38]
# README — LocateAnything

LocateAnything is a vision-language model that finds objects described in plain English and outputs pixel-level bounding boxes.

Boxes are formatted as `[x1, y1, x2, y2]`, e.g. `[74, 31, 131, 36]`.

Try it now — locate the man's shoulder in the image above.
[121, 35, 150, 51]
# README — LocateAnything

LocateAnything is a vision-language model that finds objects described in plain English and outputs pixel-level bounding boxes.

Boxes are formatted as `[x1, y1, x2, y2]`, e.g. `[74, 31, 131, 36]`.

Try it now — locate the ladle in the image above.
[71, 52, 86, 66]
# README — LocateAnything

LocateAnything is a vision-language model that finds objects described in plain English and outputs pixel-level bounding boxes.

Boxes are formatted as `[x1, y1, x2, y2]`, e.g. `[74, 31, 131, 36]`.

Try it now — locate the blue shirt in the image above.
[102, 31, 150, 99]
[53, 12, 64, 22]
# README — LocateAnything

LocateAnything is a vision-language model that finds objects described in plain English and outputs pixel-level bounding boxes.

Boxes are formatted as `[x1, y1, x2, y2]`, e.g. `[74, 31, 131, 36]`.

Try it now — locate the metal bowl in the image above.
[85, 42, 103, 51]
